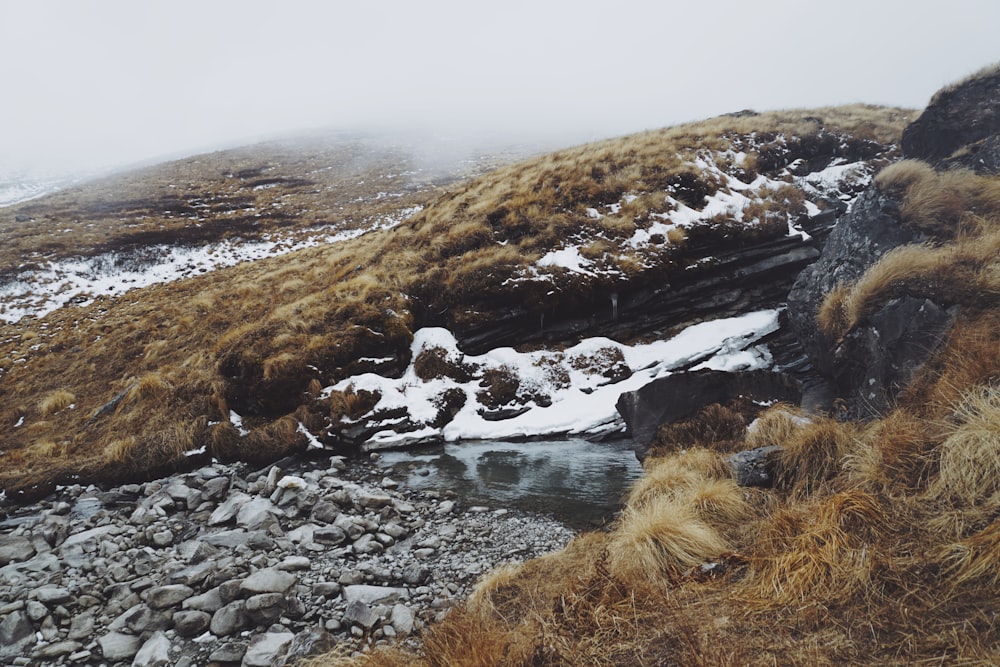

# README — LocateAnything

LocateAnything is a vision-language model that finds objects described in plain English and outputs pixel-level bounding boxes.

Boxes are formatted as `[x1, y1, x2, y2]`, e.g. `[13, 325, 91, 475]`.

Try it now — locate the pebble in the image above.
[0, 455, 575, 664]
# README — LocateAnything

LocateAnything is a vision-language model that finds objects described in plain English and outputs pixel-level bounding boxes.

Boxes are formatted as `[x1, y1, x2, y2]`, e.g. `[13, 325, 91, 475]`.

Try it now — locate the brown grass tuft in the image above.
[38, 390, 75, 417]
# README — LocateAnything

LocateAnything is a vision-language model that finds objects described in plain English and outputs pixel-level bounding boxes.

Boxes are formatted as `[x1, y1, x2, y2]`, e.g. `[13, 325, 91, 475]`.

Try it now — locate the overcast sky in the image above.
[1, 0, 998, 176]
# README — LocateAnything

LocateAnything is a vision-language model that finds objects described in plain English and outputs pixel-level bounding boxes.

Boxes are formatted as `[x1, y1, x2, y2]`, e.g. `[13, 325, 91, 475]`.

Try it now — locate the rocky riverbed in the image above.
[0, 453, 575, 666]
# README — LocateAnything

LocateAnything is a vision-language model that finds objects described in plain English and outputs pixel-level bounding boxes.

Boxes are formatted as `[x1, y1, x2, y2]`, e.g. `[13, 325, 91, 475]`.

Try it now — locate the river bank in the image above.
[0, 451, 576, 666]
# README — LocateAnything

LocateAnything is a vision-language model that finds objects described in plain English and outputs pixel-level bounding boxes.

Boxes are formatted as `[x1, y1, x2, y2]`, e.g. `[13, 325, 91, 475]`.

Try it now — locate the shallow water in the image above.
[378, 438, 643, 528]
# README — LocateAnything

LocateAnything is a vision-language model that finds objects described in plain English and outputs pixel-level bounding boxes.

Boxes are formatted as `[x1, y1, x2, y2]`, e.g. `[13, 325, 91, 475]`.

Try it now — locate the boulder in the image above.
[902, 65, 1000, 162]
[0, 610, 35, 659]
[132, 631, 171, 667]
[787, 187, 955, 418]
[98, 631, 143, 662]
[616, 369, 802, 460]
[0, 537, 36, 566]
[242, 632, 294, 667]
[240, 568, 296, 594]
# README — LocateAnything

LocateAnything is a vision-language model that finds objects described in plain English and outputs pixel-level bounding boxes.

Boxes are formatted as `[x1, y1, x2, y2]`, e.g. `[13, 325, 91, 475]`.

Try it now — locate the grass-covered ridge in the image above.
[0, 106, 908, 500]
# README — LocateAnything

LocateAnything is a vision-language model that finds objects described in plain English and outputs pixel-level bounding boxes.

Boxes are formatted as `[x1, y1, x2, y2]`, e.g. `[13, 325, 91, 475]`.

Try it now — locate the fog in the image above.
[1, 0, 998, 177]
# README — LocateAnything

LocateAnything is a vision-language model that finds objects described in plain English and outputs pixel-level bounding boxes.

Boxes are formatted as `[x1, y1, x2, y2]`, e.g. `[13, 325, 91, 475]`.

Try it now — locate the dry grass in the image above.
[306, 142, 1000, 665]
[37, 390, 75, 417]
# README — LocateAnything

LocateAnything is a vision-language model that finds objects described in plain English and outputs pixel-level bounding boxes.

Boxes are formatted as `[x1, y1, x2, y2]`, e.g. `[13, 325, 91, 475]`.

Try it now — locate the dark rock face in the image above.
[616, 370, 802, 460]
[785, 187, 954, 418]
[833, 297, 956, 418]
[902, 66, 1000, 162]
[457, 222, 828, 356]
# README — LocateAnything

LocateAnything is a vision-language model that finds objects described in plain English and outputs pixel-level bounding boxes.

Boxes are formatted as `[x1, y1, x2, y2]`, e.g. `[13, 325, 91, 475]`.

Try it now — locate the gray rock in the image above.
[0, 537, 36, 565]
[209, 642, 247, 662]
[357, 491, 393, 509]
[173, 610, 212, 637]
[98, 631, 143, 662]
[33, 585, 73, 604]
[390, 603, 414, 636]
[311, 501, 339, 524]
[728, 446, 783, 487]
[132, 631, 171, 667]
[312, 581, 342, 598]
[67, 611, 96, 640]
[242, 631, 294, 667]
[352, 533, 384, 554]
[183, 587, 224, 613]
[276, 555, 311, 571]
[203, 528, 251, 548]
[60, 524, 117, 549]
[278, 626, 335, 665]
[236, 497, 282, 530]
[168, 560, 218, 587]
[342, 584, 408, 605]
[211, 600, 249, 636]
[151, 530, 174, 547]
[245, 593, 286, 625]
[240, 568, 296, 594]
[342, 599, 378, 629]
[33, 640, 81, 659]
[902, 66, 1000, 162]
[0, 610, 36, 659]
[144, 584, 195, 609]
[208, 491, 252, 526]
[202, 476, 231, 500]
[402, 565, 430, 586]
[313, 526, 347, 546]
[26, 599, 48, 621]
[110, 603, 171, 634]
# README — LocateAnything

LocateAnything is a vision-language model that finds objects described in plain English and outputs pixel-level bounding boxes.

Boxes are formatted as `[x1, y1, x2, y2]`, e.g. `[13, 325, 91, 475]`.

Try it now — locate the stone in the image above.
[312, 581, 341, 598]
[209, 642, 247, 662]
[728, 446, 784, 487]
[787, 187, 955, 419]
[236, 497, 282, 530]
[132, 631, 171, 667]
[151, 530, 174, 547]
[245, 593, 286, 625]
[202, 476, 231, 500]
[110, 603, 171, 634]
[278, 627, 335, 665]
[390, 603, 414, 636]
[173, 609, 212, 637]
[26, 599, 48, 621]
[34, 640, 80, 659]
[169, 560, 219, 587]
[342, 584, 408, 605]
[276, 555, 311, 571]
[436, 500, 456, 514]
[183, 587, 224, 613]
[313, 526, 347, 546]
[352, 533, 384, 554]
[0, 537, 36, 565]
[144, 584, 195, 609]
[902, 66, 1000, 162]
[211, 600, 249, 636]
[0, 610, 36, 659]
[203, 528, 251, 548]
[342, 599, 378, 629]
[240, 568, 296, 594]
[33, 585, 73, 604]
[242, 632, 294, 667]
[98, 631, 143, 662]
[616, 369, 802, 460]
[311, 501, 339, 524]
[208, 491, 252, 525]
[67, 612, 96, 640]
[402, 565, 430, 586]
[357, 491, 393, 509]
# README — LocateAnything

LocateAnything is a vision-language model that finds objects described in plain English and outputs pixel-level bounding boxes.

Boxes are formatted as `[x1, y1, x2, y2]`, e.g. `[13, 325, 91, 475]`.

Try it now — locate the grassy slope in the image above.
[307, 126, 1000, 663]
[0, 107, 908, 501]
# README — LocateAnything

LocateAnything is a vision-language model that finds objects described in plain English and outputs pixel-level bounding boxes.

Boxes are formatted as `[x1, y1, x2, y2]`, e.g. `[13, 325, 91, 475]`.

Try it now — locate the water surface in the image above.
[379, 438, 643, 528]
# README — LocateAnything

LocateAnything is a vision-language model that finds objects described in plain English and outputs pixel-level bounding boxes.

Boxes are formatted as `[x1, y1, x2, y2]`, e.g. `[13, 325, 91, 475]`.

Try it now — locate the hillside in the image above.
[307, 65, 1000, 665]
[0, 106, 909, 501]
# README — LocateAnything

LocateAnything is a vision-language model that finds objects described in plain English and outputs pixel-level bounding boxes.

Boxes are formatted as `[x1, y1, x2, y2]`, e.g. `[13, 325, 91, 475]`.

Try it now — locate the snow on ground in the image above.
[0, 205, 422, 323]
[533, 144, 876, 279]
[329, 309, 780, 448]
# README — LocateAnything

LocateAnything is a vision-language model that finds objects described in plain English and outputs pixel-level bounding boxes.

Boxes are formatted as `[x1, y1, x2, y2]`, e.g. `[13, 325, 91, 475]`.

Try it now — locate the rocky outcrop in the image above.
[456, 218, 833, 355]
[784, 188, 957, 418]
[902, 65, 1000, 162]
[0, 456, 572, 666]
[616, 370, 802, 460]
